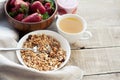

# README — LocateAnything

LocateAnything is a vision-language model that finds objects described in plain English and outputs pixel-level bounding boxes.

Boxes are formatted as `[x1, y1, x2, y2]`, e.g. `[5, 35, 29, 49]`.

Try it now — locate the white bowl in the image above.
[16, 30, 71, 71]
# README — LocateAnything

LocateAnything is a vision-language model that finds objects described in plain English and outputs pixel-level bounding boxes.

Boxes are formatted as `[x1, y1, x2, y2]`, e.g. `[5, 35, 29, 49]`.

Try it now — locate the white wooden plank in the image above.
[83, 73, 120, 80]
[72, 27, 120, 49]
[77, 0, 120, 27]
[67, 47, 120, 75]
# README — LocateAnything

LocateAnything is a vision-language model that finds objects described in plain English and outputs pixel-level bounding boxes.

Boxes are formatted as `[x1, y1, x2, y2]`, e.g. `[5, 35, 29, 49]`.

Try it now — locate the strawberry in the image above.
[45, 2, 54, 15]
[14, 13, 24, 21]
[45, 2, 51, 8]
[15, 0, 29, 7]
[22, 13, 42, 22]
[10, 0, 16, 5]
[31, 1, 46, 14]
[10, 0, 29, 7]
[10, 0, 29, 13]
[11, 5, 20, 12]
[46, 8, 54, 15]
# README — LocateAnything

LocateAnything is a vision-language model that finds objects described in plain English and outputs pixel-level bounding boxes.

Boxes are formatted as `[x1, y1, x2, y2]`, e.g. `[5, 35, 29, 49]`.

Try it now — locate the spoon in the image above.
[0, 46, 38, 53]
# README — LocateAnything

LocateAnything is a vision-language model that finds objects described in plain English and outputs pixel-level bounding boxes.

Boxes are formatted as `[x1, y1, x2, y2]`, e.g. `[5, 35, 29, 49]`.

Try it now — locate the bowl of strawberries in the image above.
[4, 0, 57, 32]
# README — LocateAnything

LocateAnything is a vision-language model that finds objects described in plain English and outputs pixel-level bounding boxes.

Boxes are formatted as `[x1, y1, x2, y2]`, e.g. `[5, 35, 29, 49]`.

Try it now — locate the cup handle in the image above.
[80, 31, 92, 40]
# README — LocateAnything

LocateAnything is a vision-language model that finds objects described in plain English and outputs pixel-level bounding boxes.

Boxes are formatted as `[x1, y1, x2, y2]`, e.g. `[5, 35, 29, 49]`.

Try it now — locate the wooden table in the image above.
[62, 0, 120, 80]
[0, 0, 120, 80]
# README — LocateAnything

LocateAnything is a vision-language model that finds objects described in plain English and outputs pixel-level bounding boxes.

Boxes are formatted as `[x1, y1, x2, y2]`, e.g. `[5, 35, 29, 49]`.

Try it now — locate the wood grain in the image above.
[42, 0, 120, 79]
[83, 73, 120, 80]
[1, 0, 120, 80]
[71, 27, 120, 49]
[77, 0, 120, 27]
[67, 47, 120, 75]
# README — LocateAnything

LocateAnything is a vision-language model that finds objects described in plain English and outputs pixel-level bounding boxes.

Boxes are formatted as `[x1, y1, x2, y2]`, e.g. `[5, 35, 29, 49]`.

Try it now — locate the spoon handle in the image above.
[0, 48, 32, 51]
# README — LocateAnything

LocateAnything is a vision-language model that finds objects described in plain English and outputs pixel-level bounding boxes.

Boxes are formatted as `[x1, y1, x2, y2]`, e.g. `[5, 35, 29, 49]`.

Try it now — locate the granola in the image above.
[21, 34, 66, 71]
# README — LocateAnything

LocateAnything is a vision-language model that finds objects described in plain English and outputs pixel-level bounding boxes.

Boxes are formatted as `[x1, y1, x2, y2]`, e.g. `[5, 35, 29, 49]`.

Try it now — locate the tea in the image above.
[59, 17, 83, 33]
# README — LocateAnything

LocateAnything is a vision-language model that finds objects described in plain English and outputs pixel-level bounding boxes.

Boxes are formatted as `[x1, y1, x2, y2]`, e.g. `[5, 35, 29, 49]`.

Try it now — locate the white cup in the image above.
[56, 14, 92, 44]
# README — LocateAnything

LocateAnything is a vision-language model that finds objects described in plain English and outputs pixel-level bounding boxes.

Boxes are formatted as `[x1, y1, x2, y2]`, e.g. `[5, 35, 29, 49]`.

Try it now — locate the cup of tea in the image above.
[56, 14, 92, 44]
[57, 0, 78, 15]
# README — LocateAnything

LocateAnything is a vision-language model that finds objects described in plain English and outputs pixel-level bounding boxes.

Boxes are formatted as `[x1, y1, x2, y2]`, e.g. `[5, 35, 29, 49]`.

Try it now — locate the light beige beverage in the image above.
[59, 17, 83, 33]
[56, 14, 92, 44]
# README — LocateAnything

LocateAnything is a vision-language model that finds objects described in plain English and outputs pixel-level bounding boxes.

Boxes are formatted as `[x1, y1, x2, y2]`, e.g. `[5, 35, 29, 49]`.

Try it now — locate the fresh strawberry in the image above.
[10, 0, 29, 13]
[10, 0, 29, 7]
[10, 0, 16, 5]
[31, 1, 46, 14]
[22, 13, 42, 22]
[45, 2, 54, 15]
[14, 13, 24, 21]
[45, 2, 51, 8]
[15, 0, 29, 7]
[11, 5, 20, 12]
[46, 8, 54, 15]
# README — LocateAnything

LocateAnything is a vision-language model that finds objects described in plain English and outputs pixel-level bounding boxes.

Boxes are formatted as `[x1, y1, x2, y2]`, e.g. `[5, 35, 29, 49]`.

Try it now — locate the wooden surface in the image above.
[45, 0, 120, 79]
[68, 0, 120, 80]
[0, 0, 120, 80]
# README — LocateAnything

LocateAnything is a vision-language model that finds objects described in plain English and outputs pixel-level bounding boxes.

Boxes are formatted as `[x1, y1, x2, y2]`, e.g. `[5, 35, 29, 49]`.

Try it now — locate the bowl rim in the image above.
[4, 0, 58, 24]
[16, 30, 71, 72]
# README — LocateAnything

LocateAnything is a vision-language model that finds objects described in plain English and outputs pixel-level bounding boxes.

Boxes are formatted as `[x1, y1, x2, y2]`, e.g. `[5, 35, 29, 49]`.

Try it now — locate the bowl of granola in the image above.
[16, 30, 71, 71]
[4, 0, 58, 32]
